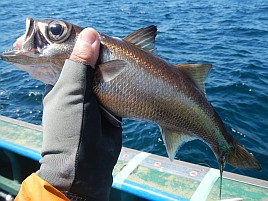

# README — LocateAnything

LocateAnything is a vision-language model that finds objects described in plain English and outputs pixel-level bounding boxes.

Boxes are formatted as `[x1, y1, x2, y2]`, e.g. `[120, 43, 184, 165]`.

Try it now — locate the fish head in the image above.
[1, 18, 83, 85]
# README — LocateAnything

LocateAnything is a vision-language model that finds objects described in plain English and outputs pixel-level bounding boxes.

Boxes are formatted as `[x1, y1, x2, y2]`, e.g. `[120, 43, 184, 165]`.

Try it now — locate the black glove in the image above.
[37, 60, 122, 201]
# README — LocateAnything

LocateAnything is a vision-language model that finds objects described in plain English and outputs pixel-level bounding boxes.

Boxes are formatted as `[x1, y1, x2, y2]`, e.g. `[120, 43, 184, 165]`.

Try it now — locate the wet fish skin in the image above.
[0, 18, 261, 172]
[94, 31, 260, 171]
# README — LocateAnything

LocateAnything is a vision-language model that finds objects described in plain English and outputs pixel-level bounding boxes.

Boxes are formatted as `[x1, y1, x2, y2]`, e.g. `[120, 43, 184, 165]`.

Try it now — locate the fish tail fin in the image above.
[226, 143, 261, 171]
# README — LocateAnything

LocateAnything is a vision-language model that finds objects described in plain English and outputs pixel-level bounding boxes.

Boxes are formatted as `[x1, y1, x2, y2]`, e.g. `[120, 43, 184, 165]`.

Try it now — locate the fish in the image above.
[1, 18, 261, 177]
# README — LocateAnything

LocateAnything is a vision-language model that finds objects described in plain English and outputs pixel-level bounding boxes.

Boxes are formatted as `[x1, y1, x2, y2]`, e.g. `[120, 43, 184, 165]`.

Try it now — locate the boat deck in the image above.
[0, 115, 267, 200]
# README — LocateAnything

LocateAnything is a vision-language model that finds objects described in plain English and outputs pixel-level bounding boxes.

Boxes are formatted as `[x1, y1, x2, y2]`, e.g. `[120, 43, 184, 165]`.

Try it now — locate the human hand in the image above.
[38, 28, 122, 201]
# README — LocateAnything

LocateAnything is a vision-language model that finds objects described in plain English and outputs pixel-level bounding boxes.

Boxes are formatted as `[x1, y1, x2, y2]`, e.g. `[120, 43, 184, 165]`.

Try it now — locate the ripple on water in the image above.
[0, 0, 267, 180]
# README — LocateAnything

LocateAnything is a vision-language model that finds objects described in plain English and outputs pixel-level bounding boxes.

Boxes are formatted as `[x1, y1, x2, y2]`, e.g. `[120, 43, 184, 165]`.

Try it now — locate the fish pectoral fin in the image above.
[99, 105, 122, 127]
[175, 64, 212, 95]
[159, 126, 195, 161]
[123, 25, 157, 53]
[98, 60, 128, 82]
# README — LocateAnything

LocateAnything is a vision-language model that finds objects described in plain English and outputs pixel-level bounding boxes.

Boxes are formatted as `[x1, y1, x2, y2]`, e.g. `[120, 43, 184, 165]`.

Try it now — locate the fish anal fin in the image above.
[123, 25, 157, 53]
[98, 60, 128, 82]
[175, 64, 212, 95]
[159, 126, 195, 161]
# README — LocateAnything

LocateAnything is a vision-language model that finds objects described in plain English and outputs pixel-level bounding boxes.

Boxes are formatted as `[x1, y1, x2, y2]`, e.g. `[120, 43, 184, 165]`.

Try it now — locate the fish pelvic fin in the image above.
[175, 64, 212, 95]
[99, 105, 122, 127]
[159, 126, 196, 161]
[225, 143, 261, 171]
[123, 25, 157, 53]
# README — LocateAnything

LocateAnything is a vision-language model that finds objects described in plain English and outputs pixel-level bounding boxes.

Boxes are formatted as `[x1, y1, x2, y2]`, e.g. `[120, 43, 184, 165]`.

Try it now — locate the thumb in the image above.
[70, 28, 100, 67]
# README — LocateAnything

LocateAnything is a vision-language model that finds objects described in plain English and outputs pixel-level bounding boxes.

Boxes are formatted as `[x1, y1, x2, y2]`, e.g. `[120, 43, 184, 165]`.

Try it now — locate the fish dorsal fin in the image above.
[159, 126, 195, 161]
[99, 105, 122, 127]
[123, 25, 157, 53]
[176, 64, 212, 95]
[98, 60, 128, 82]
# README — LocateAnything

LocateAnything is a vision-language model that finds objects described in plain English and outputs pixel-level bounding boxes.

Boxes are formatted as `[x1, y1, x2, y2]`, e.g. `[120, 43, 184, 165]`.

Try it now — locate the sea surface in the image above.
[0, 0, 267, 180]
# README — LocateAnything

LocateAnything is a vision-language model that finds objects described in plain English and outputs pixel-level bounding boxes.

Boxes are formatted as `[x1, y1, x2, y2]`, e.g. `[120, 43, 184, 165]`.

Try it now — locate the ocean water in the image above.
[0, 0, 267, 181]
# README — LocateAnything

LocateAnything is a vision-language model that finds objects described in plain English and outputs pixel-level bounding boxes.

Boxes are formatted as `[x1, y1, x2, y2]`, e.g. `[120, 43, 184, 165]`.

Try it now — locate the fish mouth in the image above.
[1, 18, 50, 63]
[21, 17, 50, 54]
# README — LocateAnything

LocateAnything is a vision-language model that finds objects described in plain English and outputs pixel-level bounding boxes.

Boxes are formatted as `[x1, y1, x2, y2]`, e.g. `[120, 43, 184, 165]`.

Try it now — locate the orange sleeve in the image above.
[15, 173, 69, 201]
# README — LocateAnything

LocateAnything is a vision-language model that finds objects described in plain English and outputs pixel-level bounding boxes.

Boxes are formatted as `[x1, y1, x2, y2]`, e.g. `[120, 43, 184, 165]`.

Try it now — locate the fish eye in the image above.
[49, 23, 63, 36]
[47, 21, 72, 43]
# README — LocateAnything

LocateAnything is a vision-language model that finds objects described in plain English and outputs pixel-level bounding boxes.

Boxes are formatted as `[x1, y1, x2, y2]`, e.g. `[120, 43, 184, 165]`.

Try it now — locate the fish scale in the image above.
[92, 29, 259, 170]
[95, 33, 213, 135]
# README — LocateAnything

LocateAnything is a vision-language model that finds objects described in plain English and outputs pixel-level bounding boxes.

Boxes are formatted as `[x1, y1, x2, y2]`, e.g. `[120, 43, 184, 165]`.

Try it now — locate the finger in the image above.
[70, 28, 100, 67]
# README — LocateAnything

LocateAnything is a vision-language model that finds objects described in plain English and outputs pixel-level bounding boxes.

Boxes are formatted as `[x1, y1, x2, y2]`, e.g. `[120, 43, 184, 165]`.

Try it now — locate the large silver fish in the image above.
[1, 18, 261, 174]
